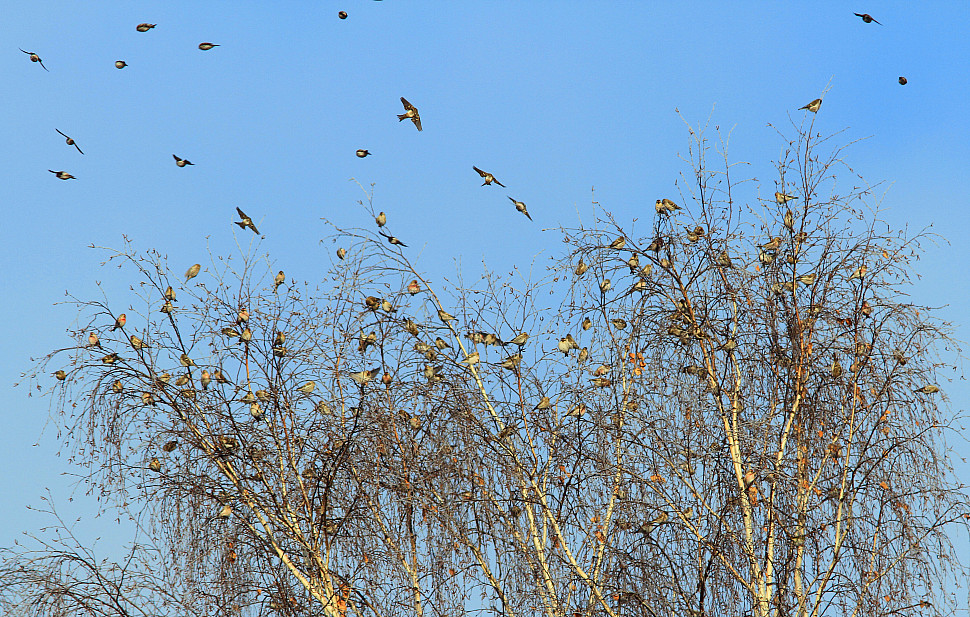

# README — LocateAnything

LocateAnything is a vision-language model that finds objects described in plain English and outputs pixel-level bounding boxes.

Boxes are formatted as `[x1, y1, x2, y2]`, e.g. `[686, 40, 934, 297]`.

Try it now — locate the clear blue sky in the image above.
[3, 2, 969, 556]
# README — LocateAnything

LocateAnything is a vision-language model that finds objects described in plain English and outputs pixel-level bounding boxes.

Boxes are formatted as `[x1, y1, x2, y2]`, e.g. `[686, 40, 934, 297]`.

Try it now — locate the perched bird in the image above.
[200, 370, 211, 389]
[254, 389, 272, 402]
[398, 97, 422, 131]
[382, 371, 392, 386]
[655, 198, 680, 214]
[164, 286, 176, 302]
[217, 504, 232, 519]
[438, 309, 456, 323]
[379, 231, 408, 247]
[359, 331, 377, 352]
[112, 313, 127, 331]
[240, 328, 252, 342]
[534, 396, 553, 411]
[647, 237, 664, 252]
[611, 318, 627, 330]
[423, 364, 443, 381]
[49, 170, 75, 180]
[115, 60, 127, 69]
[898, 76, 908, 86]
[54, 370, 67, 381]
[593, 364, 611, 377]
[338, 11, 348, 19]
[236, 309, 250, 324]
[19, 49, 48, 71]
[434, 336, 451, 350]
[565, 404, 586, 418]
[462, 351, 480, 366]
[88, 332, 101, 348]
[686, 227, 702, 242]
[376, 211, 386, 227]
[473, 166, 505, 187]
[565, 334, 579, 349]
[382, 300, 396, 314]
[762, 237, 782, 251]
[172, 154, 194, 167]
[854, 12, 881, 24]
[627, 253, 640, 272]
[130, 334, 148, 350]
[349, 367, 381, 385]
[599, 278, 611, 293]
[55, 129, 84, 154]
[337, 247, 347, 260]
[914, 384, 940, 394]
[212, 369, 229, 384]
[574, 259, 588, 277]
[557, 338, 572, 355]
[112, 380, 123, 393]
[356, 149, 371, 158]
[185, 263, 201, 281]
[364, 296, 381, 310]
[407, 280, 421, 295]
[716, 251, 733, 268]
[498, 354, 522, 370]
[797, 273, 816, 285]
[403, 318, 420, 336]
[141, 392, 155, 405]
[775, 192, 798, 205]
[759, 250, 776, 265]
[235, 207, 259, 234]
[174, 374, 190, 387]
[893, 350, 908, 366]
[509, 332, 529, 346]
[860, 300, 873, 316]
[136, 23, 156, 32]
[830, 359, 843, 378]
[507, 197, 532, 220]
[799, 98, 822, 113]
[582, 317, 592, 331]
[273, 331, 286, 347]
[198, 42, 219, 50]
[149, 457, 161, 472]
[609, 236, 626, 250]
[297, 381, 316, 394]
[578, 347, 589, 363]
[274, 270, 285, 292]
[162, 440, 178, 452]
[180, 353, 195, 367]
[847, 265, 866, 282]
[101, 352, 120, 364]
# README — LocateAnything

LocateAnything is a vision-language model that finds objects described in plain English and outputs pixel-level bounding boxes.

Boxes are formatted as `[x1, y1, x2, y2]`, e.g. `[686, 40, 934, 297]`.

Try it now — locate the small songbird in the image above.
[647, 237, 664, 252]
[509, 332, 529, 346]
[593, 364, 610, 377]
[237, 309, 249, 324]
[359, 331, 377, 352]
[609, 236, 626, 250]
[235, 207, 259, 234]
[591, 377, 612, 388]
[398, 97, 422, 131]
[611, 318, 627, 330]
[830, 359, 843, 378]
[860, 300, 873, 316]
[686, 227, 701, 242]
[101, 352, 120, 364]
[914, 384, 939, 394]
[115, 60, 127, 69]
[273, 331, 286, 347]
[407, 280, 421, 295]
[404, 319, 419, 336]
[574, 259, 588, 276]
[174, 374, 189, 387]
[349, 367, 381, 385]
[557, 338, 572, 355]
[473, 166, 505, 187]
[49, 170, 75, 180]
[365, 296, 381, 310]
[337, 247, 347, 260]
[655, 198, 680, 214]
[162, 440, 178, 452]
[112, 313, 127, 331]
[534, 396, 552, 411]
[423, 364, 443, 382]
[797, 273, 816, 285]
[508, 197, 532, 221]
[198, 42, 219, 50]
[338, 11, 348, 19]
[462, 351, 480, 366]
[382, 371, 392, 386]
[274, 270, 285, 292]
[775, 192, 797, 205]
[180, 353, 195, 367]
[716, 251, 733, 268]
[762, 237, 782, 251]
[55, 370, 67, 380]
[599, 278, 611, 293]
[55, 129, 84, 154]
[141, 392, 155, 405]
[136, 23, 156, 32]
[217, 504, 232, 519]
[240, 328, 252, 342]
[356, 149, 371, 158]
[578, 347, 589, 363]
[438, 309, 456, 323]
[200, 370, 211, 389]
[799, 98, 822, 113]
[297, 381, 316, 394]
[854, 12, 881, 25]
[898, 76, 907, 86]
[565, 404, 586, 418]
[130, 334, 148, 350]
[88, 332, 101, 347]
[149, 457, 161, 472]
[376, 211, 386, 227]
[759, 250, 775, 264]
[164, 286, 176, 302]
[173, 154, 194, 167]
[582, 317, 592, 331]
[627, 253, 639, 272]
[847, 265, 866, 282]
[19, 49, 48, 71]
[185, 263, 201, 281]
[379, 231, 408, 247]
[498, 354, 522, 370]
[434, 336, 451, 350]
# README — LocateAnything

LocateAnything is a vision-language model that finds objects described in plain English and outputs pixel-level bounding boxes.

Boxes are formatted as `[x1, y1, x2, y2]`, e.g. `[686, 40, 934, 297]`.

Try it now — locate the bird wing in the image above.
[173, 154, 181, 162]
[508, 196, 516, 203]
[412, 114, 422, 131]
[473, 166, 486, 178]
[56, 128, 68, 138]
[854, 12, 864, 17]
[20, 48, 29, 54]
[74, 143, 84, 154]
[236, 207, 248, 219]
[249, 222, 260, 234]
[401, 97, 415, 111]
[494, 179, 505, 187]
[39, 60, 49, 71]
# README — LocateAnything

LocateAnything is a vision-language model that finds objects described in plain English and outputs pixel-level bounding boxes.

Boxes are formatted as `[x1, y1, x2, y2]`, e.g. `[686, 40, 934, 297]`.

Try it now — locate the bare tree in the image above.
[6, 122, 968, 617]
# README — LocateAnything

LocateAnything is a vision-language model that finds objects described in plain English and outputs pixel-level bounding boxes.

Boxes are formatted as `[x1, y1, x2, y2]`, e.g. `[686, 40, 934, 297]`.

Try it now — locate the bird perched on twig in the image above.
[398, 97, 422, 131]
[349, 367, 381, 385]
[853, 12, 881, 25]
[20, 49, 48, 71]
[655, 198, 680, 214]
[775, 192, 797, 205]
[376, 211, 386, 227]
[847, 265, 866, 282]
[173, 154, 194, 167]
[914, 384, 940, 394]
[799, 98, 822, 113]
[55, 129, 83, 154]
[274, 270, 285, 293]
[235, 207, 259, 234]
[508, 197, 532, 220]
[473, 166, 505, 187]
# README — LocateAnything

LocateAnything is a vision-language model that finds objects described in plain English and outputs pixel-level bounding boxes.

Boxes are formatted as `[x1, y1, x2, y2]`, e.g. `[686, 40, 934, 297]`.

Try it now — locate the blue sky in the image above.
[3, 2, 970, 556]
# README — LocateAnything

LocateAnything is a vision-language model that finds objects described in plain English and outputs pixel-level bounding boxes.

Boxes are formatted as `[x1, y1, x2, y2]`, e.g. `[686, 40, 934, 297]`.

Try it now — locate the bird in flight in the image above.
[20, 49, 48, 71]
[55, 129, 83, 154]
[173, 154, 194, 167]
[380, 231, 408, 247]
[235, 207, 259, 234]
[356, 149, 371, 158]
[508, 197, 532, 220]
[136, 23, 156, 32]
[115, 60, 127, 69]
[49, 170, 75, 180]
[198, 42, 219, 50]
[473, 166, 505, 187]
[799, 98, 822, 113]
[398, 97, 422, 131]
[854, 12, 881, 25]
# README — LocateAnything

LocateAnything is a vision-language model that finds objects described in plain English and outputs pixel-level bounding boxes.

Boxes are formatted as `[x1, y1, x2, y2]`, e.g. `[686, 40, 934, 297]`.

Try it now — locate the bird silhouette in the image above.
[55, 129, 83, 154]
[356, 149, 372, 158]
[508, 197, 532, 220]
[20, 49, 48, 71]
[380, 232, 408, 247]
[235, 207, 259, 234]
[398, 97, 422, 131]
[185, 263, 201, 281]
[136, 23, 156, 32]
[854, 12, 881, 24]
[173, 154, 194, 167]
[115, 60, 127, 69]
[198, 42, 219, 50]
[473, 166, 505, 187]
[49, 170, 75, 180]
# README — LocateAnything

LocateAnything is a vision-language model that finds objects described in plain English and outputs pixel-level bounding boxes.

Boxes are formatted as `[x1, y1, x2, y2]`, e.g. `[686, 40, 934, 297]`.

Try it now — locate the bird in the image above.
[349, 367, 381, 385]
[217, 504, 232, 520]
[611, 318, 627, 330]
[174, 374, 189, 387]
[686, 226, 703, 242]
[646, 237, 664, 252]
[830, 359, 843, 378]
[423, 364, 443, 382]
[185, 264, 201, 281]
[336, 247, 347, 260]
[473, 166, 505, 187]
[759, 250, 777, 266]
[403, 319, 420, 336]
[609, 236, 626, 250]
[582, 317, 592, 331]
[438, 309, 456, 323]
[356, 149, 372, 158]
[55, 370, 67, 381]
[273, 331, 286, 347]
[172, 154, 194, 167]
[509, 332, 529, 346]
[434, 337, 451, 350]
[847, 265, 866, 282]
[534, 396, 553, 411]
[376, 212, 386, 227]
[716, 251, 732, 268]
[115, 60, 127, 69]
[101, 352, 120, 364]
[274, 270, 285, 292]
[574, 259, 588, 277]
[599, 278, 611, 293]
[136, 23, 156, 32]
[49, 170, 75, 180]
[88, 332, 101, 348]
[338, 10, 348, 19]
[236, 309, 249, 324]
[762, 237, 782, 251]
[506, 196, 532, 220]
[799, 98, 822, 113]
[914, 385, 940, 394]
[593, 364, 611, 377]
[198, 42, 219, 50]
[407, 280, 421, 295]
[200, 370, 211, 389]
[359, 331, 377, 352]
[775, 192, 797, 204]
[557, 338, 572, 355]
[462, 351, 480, 366]
[297, 381, 315, 394]
[797, 273, 816, 285]
[162, 440, 178, 452]
[655, 198, 680, 214]
[55, 129, 83, 154]
[235, 207, 259, 234]
[565, 404, 586, 418]
[398, 97, 422, 131]
[591, 377, 611, 388]
[19, 49, 48, 71]
[898, 76, 908, 86]
[149, 457, 161, 472]
[854, 12, 881, 25]
[163, 286, 176, 302]
[379, 232, 407, 247]
[130, 334, 148, 350]
[627, 253, 639, 272]
[240, 328, 252, 343]
[578, 347, 589, 363]
[179, 353, 195, 367]
[112, 313, 127, 331]
[498, 354, 522, 370]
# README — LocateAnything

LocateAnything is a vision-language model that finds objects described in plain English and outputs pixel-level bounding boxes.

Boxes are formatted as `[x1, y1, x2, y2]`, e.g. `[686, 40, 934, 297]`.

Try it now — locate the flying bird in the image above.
[235, 207, 259, 234]
[398, 97, 422, 131]
[853, 12, 881, 24]
[172, 154, 194, 167]
[49, 170, 75, 180]
[799, 98, 822, 113]
[379, 232, 407, 247]
[356, 149, 371, 158]
[198, 42, 219, 50]
[55, 129, 83, 154]
[898, 76, 907, 85]
[115, 60, 127, 69]
[508, 197, 532, 220]
[338, 11, 348, 19]
[473, 166, 505, 187]
[19, 49, 48, 71]
[136, 23, 156, 32]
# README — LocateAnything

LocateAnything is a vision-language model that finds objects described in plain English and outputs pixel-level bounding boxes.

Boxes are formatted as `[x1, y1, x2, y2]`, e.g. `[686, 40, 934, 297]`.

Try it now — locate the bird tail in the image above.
[397, 114, 408, 121]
